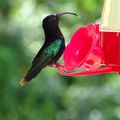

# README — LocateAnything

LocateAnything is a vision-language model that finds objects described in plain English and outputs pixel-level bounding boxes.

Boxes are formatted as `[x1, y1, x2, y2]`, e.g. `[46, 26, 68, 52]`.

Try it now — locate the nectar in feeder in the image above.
[100, 0, 120, 67]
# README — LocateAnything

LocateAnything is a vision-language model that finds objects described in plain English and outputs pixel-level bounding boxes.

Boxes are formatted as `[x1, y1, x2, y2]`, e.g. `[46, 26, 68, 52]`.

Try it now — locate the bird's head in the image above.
[42, 12, 78, 31]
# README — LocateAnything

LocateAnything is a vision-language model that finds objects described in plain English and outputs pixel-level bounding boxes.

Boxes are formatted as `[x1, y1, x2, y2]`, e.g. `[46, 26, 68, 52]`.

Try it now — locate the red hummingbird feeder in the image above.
[56, 0, 120, 76]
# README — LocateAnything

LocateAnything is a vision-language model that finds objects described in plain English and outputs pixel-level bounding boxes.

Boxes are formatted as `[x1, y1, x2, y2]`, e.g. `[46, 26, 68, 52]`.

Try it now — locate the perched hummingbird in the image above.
[20, 12, 78, 86]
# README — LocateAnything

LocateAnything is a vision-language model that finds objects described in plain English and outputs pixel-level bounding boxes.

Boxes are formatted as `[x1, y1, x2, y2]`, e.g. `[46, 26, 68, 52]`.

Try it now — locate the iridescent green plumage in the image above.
[29, 39, 62, 72]
[44, 39, 62, 57]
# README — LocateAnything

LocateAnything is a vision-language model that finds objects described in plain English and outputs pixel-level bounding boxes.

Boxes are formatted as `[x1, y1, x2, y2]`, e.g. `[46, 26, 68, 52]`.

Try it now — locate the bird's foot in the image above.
[55, 63, 60, 67]
[48, 64, 55, 67]
[55, 63, 63, 67]
[48, 63, 63, 68]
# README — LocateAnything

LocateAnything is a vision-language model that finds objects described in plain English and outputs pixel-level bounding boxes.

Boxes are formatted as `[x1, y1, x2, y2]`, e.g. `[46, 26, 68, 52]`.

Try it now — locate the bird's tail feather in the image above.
[20, 56, 50, 86]
[20, 78, 28, 86]
[20, 67, 42, 86]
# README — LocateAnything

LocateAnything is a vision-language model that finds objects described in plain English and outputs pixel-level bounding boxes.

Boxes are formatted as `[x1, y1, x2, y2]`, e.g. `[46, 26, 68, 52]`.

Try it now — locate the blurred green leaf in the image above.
[1, 0, 120, 120]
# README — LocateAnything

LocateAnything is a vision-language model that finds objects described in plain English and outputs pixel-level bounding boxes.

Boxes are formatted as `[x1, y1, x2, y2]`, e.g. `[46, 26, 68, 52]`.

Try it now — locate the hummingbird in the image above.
[20, 12, 78, 86]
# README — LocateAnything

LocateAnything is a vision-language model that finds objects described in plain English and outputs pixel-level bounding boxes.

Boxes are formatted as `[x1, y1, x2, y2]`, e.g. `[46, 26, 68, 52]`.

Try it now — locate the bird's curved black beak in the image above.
[56, 12, 79, 19]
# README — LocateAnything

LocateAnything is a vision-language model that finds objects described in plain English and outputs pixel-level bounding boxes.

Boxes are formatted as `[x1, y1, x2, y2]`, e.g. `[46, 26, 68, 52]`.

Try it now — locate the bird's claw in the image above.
[48, 64, 55, 67]
[48, 63, 61, 68]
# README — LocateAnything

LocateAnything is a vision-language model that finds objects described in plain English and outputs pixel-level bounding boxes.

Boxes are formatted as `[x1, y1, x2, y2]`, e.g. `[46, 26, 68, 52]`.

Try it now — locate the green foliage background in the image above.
[0, 0, 120, 120]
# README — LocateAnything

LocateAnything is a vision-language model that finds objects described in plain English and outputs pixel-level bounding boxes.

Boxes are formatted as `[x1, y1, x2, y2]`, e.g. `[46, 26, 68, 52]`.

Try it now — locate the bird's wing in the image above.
[32, 39, 62, 65]
[25, 39, 62, 80]
[32, 42, 47, 64]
